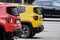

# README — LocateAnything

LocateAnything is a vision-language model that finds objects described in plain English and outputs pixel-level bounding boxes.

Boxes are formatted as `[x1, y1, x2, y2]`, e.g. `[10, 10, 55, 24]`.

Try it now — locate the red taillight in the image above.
[33, 16, 38, 20]
[6, 17, 12, 23]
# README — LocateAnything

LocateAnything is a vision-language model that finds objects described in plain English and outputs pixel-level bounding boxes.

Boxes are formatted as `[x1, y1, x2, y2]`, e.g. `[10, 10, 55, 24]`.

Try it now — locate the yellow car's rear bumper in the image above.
[33, 25, 44, 33]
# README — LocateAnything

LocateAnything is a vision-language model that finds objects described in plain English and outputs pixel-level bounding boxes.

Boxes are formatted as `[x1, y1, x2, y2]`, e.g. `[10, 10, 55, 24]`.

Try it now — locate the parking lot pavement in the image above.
[44, 18, 60, 21]
[16, 18, 60, 40]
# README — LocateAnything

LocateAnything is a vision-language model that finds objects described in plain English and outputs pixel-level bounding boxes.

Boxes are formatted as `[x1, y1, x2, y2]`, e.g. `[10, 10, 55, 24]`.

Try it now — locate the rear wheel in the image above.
[21, 24, 30, 38]
[20, 24, 36, 38]
[29, 32, 36, 37]
[6, 32, 14, 40]
[0, 27, 13, 40]
[0, 28, 6, 40]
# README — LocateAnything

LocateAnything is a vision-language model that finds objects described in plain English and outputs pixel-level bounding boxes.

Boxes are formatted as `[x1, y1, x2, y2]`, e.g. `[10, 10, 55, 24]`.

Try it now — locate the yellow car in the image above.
[16, 5, 44, 38]
[10, 3, 44, 38]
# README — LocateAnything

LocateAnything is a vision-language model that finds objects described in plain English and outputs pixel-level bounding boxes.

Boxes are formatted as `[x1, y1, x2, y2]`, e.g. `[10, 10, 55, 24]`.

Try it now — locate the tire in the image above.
[20, 24, 36, 38]
[0, 28, 6, 40]
[0, 27, 13, 40]
[29, 32, 36, 38]
[21, 24, 30, 38]
[6, 32, 14, 40]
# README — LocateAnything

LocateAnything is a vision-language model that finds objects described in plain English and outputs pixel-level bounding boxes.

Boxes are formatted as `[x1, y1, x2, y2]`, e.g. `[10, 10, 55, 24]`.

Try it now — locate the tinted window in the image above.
[7, 7, 19, 16]
[33, 1, 52, 6]
[17, 6, 25, 13]
[52, 1, 60, 6]
[42, 1, 52, 6]
[34, 7, 41, 15]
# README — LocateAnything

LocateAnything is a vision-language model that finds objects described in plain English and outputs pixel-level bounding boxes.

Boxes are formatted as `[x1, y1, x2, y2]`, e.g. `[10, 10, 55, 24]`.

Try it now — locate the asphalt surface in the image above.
[15, 18, 60, 40]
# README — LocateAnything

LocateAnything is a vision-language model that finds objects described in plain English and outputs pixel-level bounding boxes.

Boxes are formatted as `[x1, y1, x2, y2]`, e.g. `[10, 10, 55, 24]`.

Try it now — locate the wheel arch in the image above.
[21, 21, 34, 31]
[21, 21, 36, 37]
[21, 21, 33, 27]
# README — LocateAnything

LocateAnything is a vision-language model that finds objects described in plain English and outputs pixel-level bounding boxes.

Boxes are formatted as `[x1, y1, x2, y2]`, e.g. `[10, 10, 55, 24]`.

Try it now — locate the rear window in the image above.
[7, 7, 19, 16]
[34, 7, 41, 15]
[17, 6, 25, 13]
[33, 1, 52, 6]
[52, 1, 60, 7]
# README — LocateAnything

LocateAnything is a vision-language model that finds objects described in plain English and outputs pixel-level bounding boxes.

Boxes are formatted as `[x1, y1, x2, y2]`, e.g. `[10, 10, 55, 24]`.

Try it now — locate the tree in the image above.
[0, 0, 34, 4]
[24, 0, 34, 4]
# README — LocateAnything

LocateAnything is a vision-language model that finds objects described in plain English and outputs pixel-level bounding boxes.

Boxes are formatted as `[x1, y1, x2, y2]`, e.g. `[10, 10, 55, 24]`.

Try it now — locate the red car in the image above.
[0, 4, 21, 40]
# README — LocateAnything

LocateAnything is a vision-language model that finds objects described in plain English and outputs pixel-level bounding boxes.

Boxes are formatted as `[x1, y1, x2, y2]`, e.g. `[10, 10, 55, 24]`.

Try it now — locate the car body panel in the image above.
[33, 1, 60, 18]
[19, 5, 43, 28]
[0, 4, 21, 32]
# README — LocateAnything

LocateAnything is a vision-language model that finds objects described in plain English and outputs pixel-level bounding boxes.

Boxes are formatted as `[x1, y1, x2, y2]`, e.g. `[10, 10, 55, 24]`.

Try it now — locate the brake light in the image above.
[7, 18, 12, 23]
[33, 16, 38, 20]
[16, 19, 20, 24]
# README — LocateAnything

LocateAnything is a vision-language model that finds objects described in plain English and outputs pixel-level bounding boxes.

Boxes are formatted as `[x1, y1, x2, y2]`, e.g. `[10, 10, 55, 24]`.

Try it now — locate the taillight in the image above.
[16, 19, 20, 24]
[7, 18, 12, 23]
[33, 16, 38, 20]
